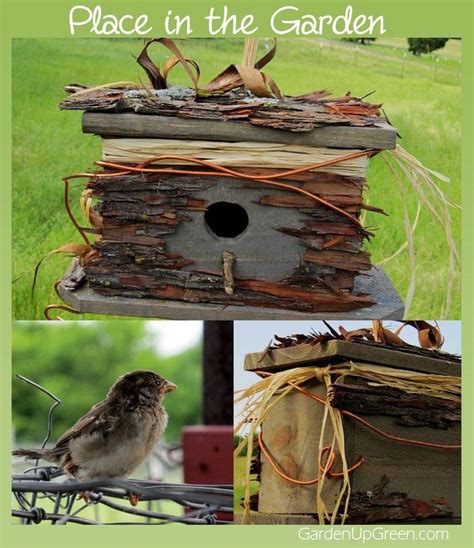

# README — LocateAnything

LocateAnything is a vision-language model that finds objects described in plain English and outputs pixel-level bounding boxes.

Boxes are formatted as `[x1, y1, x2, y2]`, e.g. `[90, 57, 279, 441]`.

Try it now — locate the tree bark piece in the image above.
[328, 379, 461, 429]
[60, 86, 397, 149]
[80, 168, 379, 312]
[346, 476, 454, 524]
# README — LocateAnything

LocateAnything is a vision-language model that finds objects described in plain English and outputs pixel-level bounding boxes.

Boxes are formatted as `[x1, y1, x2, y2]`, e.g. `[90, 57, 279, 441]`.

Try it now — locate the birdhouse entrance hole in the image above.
[204, 201, 249, 238]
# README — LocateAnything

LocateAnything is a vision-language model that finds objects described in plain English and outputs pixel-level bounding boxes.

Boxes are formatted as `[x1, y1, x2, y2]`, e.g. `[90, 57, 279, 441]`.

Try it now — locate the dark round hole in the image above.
[204, 201, 249, 238]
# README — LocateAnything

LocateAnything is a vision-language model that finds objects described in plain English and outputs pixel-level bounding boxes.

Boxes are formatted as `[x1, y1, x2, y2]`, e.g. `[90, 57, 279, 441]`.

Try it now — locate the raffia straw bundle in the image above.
[102, 138, 368, 178]
[234, 362, 461, 524]
[380, 145, 460, 318]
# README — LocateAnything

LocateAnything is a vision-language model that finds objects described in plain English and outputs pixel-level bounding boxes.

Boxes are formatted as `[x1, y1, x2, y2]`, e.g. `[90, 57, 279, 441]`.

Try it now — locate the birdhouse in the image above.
[55, 41, 403, 319]
[242, 337, 461, 524]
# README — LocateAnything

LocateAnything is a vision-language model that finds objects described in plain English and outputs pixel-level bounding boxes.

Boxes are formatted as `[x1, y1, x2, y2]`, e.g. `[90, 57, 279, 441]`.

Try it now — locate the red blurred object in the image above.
[182, 425, 233, 521]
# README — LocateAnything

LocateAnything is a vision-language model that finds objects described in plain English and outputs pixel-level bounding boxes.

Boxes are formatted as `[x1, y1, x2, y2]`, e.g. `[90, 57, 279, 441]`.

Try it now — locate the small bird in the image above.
[13, 370, 176, 504]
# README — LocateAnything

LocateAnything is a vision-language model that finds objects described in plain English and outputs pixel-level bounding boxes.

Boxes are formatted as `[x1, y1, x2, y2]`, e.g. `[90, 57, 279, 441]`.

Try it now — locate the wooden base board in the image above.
[234, 512, 319, 525]
[57, 266, 404, 320]
[233, 513, 461, 525]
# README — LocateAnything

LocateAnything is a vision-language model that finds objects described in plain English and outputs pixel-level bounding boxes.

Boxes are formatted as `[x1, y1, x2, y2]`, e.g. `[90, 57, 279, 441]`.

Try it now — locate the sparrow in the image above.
[13, 370, 176, 503]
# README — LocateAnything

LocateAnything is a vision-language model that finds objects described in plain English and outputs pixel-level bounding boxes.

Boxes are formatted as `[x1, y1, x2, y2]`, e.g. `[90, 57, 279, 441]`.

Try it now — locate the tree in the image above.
[407, 38, 449, 56]
[342, 38, 376, 45]
[12, 322, 202, 444]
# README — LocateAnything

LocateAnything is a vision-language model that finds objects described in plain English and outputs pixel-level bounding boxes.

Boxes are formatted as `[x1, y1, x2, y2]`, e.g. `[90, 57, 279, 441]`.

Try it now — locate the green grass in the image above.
[233, 456, 258, 513]
[376, 37, 462, 64]
[12, 38, 461, 319]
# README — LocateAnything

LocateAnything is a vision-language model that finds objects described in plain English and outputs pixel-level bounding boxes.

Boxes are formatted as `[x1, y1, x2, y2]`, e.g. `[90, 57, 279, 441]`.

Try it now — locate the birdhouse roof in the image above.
[244, 336, 461, 377]
[60, 85, 397, 150]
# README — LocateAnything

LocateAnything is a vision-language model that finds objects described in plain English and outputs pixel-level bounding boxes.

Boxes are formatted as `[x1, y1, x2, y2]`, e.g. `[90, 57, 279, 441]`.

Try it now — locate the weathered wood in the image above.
[58, 78, 401, 318]
[346, 476, 455, 524]
[258, 193, 363, 209]
[234, 513, 320, 524]
[226, 168, 367, 195]
[257, 377, 460, 521]
[82, 168, 380, 312]
[345, 402, 461, 520]
[61, 86, 396, 142]
[283, 220, 371, 237]
[82, 112, 397, 150]
[303, 249, 371, 271]
[58, 263, 404, 320]
[85, 269, 375, 313]
[328, 380, 461, 428]
[244, 339, 461, 376]
[234, 512, 460, 525]
[255, 358, 460, 522]
[258, 383, 343, 514]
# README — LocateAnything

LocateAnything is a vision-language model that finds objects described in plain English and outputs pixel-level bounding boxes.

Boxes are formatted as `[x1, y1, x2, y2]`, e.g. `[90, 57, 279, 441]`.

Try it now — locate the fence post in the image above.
[400, 52, 407, 78]
[434, 57, 439, 82]
[202, 321, 233, 424]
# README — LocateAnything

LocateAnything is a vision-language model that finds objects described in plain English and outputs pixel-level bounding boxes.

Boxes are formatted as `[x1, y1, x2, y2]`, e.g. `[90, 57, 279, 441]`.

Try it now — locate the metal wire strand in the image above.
[12, 378, 233, 525]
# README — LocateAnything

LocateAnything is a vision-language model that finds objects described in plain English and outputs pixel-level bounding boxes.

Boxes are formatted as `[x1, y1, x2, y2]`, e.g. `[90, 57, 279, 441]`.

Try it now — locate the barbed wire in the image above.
[12, 375, 233, 525]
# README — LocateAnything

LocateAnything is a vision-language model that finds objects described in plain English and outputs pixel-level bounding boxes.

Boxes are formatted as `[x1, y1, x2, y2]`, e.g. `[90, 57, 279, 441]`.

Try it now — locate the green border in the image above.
[1, 0, 473, 546]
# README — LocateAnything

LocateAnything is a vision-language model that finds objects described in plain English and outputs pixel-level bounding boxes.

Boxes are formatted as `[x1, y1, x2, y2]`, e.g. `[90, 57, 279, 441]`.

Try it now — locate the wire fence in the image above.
[311, 39, 461, 86]
[12, 375, 233, 525]
[12, 468, 233, 525]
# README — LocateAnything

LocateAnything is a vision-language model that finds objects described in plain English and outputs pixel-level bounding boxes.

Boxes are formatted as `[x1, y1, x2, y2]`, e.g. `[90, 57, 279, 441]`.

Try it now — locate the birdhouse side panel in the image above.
[256, 356, 460, 523]
[258, 382, 343, 514]
[83, 169, 374, 312]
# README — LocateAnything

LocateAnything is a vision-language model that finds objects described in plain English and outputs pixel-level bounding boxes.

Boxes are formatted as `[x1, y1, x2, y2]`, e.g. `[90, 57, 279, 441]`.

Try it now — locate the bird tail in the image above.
[12, 448, 45, 460]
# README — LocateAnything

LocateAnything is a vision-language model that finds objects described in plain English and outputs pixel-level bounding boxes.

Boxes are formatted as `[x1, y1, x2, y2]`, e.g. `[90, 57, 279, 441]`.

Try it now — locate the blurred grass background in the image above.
[12, 320, 202, 523]
[233, 454, 257, 513]
[12, 38, 461, 319]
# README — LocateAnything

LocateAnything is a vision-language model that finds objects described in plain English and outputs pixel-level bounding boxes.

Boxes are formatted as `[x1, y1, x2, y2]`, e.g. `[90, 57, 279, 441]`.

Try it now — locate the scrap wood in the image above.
[267, 321, 457, 360]
[235, 364, 460, 525]
[54, 39, 459, 320]
[61, 37, 383, 127]
[60, 85, 383, 133]
[85, 269, 375, 313]
[346, 476, 453, 524]
[327, 380, 461, 429]
[63, 167, 375, 311]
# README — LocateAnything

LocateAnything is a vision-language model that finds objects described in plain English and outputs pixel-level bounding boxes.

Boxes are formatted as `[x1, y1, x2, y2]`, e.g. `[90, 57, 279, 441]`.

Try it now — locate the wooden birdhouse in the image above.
[55, 40, 403, 319]
[242, 337, 461, 524]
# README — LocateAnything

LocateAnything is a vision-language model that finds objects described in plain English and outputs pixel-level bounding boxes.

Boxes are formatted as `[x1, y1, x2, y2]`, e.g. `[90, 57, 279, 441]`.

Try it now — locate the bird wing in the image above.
[52, 399, 122, 455]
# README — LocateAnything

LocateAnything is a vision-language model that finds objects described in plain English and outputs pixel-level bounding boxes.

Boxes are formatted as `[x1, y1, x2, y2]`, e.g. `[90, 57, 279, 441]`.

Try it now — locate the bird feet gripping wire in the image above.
[79, 491, 90, 504]
[128, 493, 140, 507]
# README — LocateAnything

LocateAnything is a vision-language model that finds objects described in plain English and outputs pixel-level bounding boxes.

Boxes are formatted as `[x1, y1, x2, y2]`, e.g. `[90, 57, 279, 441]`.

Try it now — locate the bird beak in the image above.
[162, 381, 177, 393]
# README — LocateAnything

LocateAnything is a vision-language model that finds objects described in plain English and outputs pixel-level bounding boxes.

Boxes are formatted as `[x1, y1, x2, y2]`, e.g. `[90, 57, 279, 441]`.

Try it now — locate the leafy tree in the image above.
[407, 38, 449, 56]
[12, 322, 202, 444]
